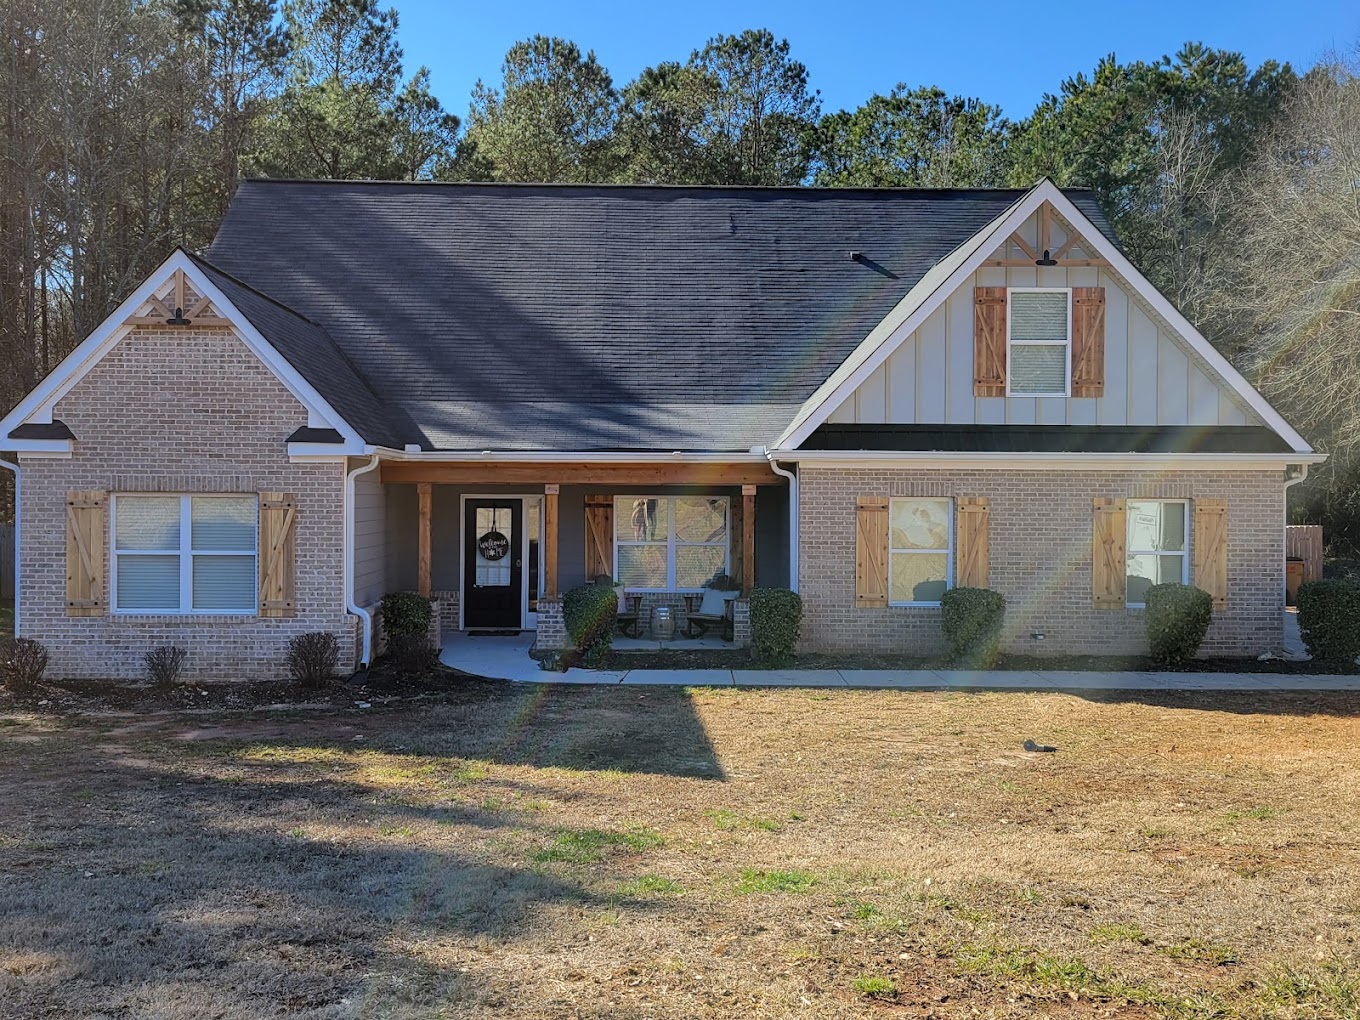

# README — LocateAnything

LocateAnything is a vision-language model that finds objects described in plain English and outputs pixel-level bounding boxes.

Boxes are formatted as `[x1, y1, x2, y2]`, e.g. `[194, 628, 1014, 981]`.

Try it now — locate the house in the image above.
[0, 178, 1322, 679]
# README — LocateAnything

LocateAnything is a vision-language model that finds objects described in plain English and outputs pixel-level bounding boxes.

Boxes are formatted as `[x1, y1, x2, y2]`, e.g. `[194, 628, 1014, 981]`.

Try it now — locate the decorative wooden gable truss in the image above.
[982, 201, 1109, 270]
[123, 269, 234, 329]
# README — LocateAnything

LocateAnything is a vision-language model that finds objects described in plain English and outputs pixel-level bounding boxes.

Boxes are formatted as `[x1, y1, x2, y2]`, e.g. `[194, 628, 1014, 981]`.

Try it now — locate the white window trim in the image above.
[888, 497, 955, 607]
[1006, 286, 1072, 398]
[1125, 498, 1190, 608]
[110, 494, 259, 615]
[614, 495, 731, 593]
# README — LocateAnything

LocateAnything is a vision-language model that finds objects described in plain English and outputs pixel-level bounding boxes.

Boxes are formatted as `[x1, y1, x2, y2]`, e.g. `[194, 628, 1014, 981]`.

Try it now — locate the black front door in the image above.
[464, 500, 523, 629]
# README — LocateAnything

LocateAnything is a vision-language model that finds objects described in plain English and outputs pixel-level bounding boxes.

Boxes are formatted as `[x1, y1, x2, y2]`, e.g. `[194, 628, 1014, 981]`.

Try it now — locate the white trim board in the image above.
[772, 180, 1314, 455]
[0, 249, 363, 449]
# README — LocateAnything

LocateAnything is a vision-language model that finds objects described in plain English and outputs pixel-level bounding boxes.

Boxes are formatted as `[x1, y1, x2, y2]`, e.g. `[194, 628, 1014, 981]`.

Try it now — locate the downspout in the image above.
[0, 459, 16, 635]
[764, 450, 799, 592]
[344, 454, 381, 668]
[1283, 463, 1310, 607]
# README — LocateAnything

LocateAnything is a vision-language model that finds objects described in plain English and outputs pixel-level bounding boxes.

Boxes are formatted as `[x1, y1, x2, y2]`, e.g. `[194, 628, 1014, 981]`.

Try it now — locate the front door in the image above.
[464, 500, 523, 629]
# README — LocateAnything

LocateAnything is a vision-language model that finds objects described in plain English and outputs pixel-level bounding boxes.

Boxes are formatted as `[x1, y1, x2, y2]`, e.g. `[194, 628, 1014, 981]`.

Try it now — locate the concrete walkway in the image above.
[439, 632, 1360, 692]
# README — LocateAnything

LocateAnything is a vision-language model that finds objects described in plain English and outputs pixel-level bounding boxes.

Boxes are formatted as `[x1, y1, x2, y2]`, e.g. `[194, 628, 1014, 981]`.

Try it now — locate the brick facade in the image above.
[18, 327, 356, 680]
[797, 466, 1285, 658]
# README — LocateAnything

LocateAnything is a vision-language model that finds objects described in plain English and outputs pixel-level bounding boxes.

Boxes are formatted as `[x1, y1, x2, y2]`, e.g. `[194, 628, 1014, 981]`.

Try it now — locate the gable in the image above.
[776, 182, 1312, 454]
[0, 251, 365, 455]
[824, 205, 1258, 429]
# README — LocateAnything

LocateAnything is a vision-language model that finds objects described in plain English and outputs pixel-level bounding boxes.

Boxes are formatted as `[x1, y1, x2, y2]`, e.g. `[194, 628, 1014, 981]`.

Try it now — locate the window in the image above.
[1126, 500, 1188, 606]
[112, 495, 258, 613]
[1008, 288, 1071, 396]
[614, 496, 729, 591]
[889, 498, 953, 605]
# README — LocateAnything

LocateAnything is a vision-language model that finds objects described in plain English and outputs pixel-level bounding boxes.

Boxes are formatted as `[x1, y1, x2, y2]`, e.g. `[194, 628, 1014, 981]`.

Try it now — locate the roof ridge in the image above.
[237, 177, 1097, 196]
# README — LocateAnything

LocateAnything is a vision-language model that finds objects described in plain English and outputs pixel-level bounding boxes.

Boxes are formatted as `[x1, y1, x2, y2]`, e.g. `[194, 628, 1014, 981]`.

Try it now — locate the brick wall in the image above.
[798, 467, 1284, 657]
[18, 327, 356, 680]
[534, 598, 566, 652]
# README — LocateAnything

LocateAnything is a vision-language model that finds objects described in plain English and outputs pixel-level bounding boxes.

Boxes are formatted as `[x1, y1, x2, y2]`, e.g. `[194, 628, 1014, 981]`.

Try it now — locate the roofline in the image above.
[783, 451, 1328, 470]
[237, 176, 1099, 196]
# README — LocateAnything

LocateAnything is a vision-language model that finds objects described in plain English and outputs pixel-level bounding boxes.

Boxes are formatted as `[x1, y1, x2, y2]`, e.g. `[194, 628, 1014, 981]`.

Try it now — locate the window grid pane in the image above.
[1010, 344, 1067, 395]
[117, 555, 181, 610]
[192, 496, 256, 551]
[193, 555, 257, 611]
[116, 496, 181, 551]
[1011, 291, 1068, 341]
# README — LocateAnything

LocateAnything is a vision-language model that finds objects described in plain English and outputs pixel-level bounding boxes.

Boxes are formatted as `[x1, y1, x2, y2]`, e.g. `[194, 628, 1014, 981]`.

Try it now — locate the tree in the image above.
[462, 35, 618, 182]
[1232, 54, 1360, 549]
[392, 67, 459, 180]
[615, 61, 718, 184]
[810, 85, 1011, 187]
[685, 28, 820, 185]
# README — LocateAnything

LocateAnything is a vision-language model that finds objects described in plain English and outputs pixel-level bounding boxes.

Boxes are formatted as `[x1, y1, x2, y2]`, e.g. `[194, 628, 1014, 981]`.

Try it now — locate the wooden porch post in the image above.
[741, 484, 756, 596]
[544, 485, 559, 598]
[417, 482, 432, 597]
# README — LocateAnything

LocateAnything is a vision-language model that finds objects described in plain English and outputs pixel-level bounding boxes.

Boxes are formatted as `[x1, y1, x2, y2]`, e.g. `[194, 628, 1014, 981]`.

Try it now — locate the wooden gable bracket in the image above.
[984, 201, 1110, 269]
[122, 269, 235, 329]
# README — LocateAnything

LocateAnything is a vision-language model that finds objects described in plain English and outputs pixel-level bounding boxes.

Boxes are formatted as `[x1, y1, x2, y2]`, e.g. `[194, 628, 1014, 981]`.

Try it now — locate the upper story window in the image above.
[112, 494, 258, 614]
[614, 496, 729, 591]
[1008, 288, 1071, 397]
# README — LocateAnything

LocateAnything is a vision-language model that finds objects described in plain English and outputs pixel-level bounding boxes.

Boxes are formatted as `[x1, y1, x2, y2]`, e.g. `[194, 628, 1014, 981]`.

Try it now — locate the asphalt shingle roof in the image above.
[204, 180, 1114, 451]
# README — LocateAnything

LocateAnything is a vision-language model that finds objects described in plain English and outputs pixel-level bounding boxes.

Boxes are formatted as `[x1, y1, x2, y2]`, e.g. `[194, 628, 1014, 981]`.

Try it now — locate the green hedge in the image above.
[381, 592, 433, 637]
[1143, 583, 1213, 665]
[1297, 579, 1360, 667]
[563, 581, 619, 668]
[750, 588, 802, 667]
[940, 587, 1006, 668]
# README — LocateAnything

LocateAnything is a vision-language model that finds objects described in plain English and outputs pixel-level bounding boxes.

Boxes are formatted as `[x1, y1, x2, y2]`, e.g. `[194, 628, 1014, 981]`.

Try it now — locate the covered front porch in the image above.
[372, 458, 790, 651]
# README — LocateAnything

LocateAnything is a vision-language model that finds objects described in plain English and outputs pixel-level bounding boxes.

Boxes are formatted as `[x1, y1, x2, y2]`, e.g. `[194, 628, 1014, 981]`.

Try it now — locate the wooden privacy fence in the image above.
[0, 523, 12, 600]
[1285, 525, 1324, 586]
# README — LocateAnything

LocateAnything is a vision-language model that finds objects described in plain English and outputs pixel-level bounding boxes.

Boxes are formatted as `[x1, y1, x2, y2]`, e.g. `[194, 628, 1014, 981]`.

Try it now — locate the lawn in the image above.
[1, 682, 1357, 1019]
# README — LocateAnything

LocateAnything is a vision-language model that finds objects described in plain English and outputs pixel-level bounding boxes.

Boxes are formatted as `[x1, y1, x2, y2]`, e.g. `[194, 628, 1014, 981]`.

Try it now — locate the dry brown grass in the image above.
[0, 684, 1357, 1019]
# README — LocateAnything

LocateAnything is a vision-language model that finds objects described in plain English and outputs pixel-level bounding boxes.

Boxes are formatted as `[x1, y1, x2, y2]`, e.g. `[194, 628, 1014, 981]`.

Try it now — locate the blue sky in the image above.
[393, 0, 1357, 120]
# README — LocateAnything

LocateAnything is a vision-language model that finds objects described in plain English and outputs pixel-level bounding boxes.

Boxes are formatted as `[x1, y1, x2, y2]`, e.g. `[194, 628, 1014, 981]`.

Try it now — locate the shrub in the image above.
[1297, 579, 1360, 667]
[940, 588, 1007, 668]
[563, 582, 618, 668]
[387, 634, 440, 675]
[0, 638, 48, 690]
[380, 592, 433, 638]
[749, 588, 802, 667]
[1144, 583, 1213, 666]
[144, 646, 187, 688]
[286, 632, 339, 688]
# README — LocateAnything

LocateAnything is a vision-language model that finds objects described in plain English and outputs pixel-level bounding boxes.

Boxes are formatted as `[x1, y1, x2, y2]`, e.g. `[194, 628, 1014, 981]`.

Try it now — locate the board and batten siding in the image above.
[826, 213, 1257, 429]
[352, 463, 386, 607]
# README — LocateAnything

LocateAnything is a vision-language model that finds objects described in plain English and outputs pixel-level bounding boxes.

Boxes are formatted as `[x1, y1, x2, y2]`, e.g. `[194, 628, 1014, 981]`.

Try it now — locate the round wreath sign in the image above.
[477, 530, 510, 561]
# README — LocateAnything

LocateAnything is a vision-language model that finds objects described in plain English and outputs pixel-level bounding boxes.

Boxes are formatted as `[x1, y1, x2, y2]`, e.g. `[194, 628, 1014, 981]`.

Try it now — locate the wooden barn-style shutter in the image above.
[855, 496, 889, 607]
[65, 490, 106, 617]
[1193, 499, 1229, 609]
[258, 492, 297, 618]
[955, 496, 991, 589]
[973, 287, 1007, 397]
[1071, 287, 1107, 398]
[584, 495, 614, 582]
[1092, 497, 1127, 609]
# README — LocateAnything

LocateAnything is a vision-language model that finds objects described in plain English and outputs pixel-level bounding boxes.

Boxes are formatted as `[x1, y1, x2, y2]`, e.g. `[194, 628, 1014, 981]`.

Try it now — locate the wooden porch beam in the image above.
[741, 484, 756, 597]
[380, 461, 783, 487]
[544, 485, 559, 598]
[417, 482, 432, 597]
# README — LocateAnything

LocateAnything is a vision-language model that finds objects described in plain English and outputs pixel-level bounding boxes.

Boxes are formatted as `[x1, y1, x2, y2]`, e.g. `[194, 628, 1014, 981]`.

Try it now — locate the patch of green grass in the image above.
[848, 900, 883, 921]
[1139, 825, 1173, 839]
[705, 808, 782, 832]
[534, 827, 664, 865]
[378, 824, 416, 839]
[620, 874, 683, 896]
[736, 868, 817, 894]
[1090, 922, 1151, 945]
[852, 975, 897, 999]
[954, 942, 1099, 993]
[287, 827, 308, 838]
[1255, 962, 1360, 1013]
[1224, 804, 1278, 822]
[1015, 886, 1044, 905]
[1157, 937, 1238, 966]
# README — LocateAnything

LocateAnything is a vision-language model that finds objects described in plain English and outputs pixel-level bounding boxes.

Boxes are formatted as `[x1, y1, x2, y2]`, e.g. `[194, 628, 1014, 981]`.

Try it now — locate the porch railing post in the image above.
[544, 484, 559, 598]
[417, 482, 432, 598]
[742, 484, 756, 596]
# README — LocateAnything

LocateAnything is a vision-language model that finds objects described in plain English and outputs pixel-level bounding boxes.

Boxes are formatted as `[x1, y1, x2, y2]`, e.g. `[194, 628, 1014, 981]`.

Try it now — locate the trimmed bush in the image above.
[563, 581, 619, 668]
[380, 592, 433, 638]
[0, 637, 48, 690]
[940, 587, 1006, 668]
[1297, 579, 1360, 667]
[144, 645, 187, 688]
[286, 632, 340, 688]
[749, 588, 802, 667]
[1144, 583, 1213, 666]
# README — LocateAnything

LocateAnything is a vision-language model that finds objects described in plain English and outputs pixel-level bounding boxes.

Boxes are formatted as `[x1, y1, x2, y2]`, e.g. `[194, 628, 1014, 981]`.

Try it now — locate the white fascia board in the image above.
[10, 441, 73, 458]
[0, 249, 363, 448]
[772, 179, 1315, 455]
[786, 450, 1327, 471]
[369, 448, 770, 463]
[288, 442, 366, 459]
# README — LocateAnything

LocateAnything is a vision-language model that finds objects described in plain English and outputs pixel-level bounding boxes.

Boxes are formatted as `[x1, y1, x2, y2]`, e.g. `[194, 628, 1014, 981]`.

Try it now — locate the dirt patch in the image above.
[1, 686, 1357, 1019]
